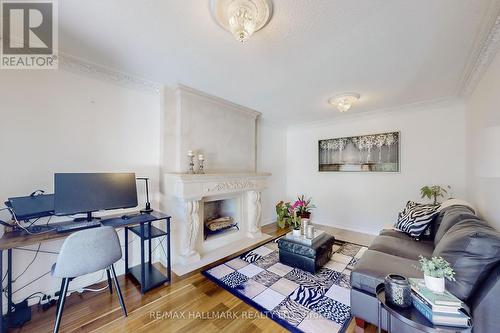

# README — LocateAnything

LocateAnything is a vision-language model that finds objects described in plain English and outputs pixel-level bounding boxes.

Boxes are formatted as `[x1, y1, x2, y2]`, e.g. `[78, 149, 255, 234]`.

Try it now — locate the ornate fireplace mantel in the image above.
[164, 172, 271, 201]
[163, 172, 271, 266]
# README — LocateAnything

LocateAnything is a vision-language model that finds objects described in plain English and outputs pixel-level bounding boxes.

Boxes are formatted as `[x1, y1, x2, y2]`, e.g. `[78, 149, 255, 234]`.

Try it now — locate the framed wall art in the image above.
[318, 131, 400, 172]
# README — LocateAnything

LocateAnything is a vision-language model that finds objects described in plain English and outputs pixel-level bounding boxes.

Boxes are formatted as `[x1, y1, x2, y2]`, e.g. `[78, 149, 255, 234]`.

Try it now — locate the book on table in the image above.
[409, 278, 462, 307]
[412, 292, 471, 327]
[408, 278, 471, 328]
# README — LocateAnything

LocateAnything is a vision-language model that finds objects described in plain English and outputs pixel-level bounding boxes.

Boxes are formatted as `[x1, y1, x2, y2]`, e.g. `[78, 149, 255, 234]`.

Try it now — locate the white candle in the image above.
[187, 150, 194, 157]
[198, 154, 204, 161]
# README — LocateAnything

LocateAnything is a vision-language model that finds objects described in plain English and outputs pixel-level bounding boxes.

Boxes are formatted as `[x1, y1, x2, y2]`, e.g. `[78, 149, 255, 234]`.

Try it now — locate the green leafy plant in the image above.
[418, 256, 456, 281]
[276, 201, 291, 229]
[420, 185, 451, 204]
[289, 211, 302, 230]
[276, 200, 304, 230]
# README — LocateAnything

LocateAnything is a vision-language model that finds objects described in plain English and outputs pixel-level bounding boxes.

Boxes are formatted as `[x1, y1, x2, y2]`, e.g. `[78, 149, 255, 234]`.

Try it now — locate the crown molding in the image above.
[459, 10, 500, 97]
[287, 96, 462, 130]
[59, 53, 162, 94]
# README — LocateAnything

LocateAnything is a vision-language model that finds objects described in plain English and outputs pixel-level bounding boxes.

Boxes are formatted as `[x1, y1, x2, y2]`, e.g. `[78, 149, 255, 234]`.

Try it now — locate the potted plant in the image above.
[418, 255, 455, 293]
[293, 195, 316, 219]
[420, 185, 451, 205]
[289, 210, 302, 237]
[276, 201, 291, 229]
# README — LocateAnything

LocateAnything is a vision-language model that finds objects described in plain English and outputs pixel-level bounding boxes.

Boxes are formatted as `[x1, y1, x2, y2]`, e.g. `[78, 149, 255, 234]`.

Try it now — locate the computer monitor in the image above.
[54, 173, 138, 221]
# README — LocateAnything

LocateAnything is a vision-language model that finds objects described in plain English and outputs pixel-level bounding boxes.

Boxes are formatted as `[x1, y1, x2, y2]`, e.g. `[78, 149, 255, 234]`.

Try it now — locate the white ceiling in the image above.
[59, 0, 498, 124]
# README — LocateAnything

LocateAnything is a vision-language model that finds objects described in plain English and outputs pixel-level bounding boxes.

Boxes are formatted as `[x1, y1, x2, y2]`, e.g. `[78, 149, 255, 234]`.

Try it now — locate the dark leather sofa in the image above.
[350, 205, 500, 333]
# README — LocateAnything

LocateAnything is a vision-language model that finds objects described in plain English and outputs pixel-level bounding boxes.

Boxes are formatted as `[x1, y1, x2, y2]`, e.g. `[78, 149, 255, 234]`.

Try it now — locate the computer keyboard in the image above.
[26, 225, 56, 234]
[101, 214, 156, 227]
[56, 220, 101, 233]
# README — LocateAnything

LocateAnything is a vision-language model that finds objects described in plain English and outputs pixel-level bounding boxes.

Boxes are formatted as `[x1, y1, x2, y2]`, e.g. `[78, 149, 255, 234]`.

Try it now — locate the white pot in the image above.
[425, 275, 445, 293]
[292, 229, 301, 237]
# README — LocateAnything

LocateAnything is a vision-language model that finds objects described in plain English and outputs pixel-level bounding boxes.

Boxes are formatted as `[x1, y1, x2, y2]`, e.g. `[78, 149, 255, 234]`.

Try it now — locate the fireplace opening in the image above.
[203, 198, 239, 240]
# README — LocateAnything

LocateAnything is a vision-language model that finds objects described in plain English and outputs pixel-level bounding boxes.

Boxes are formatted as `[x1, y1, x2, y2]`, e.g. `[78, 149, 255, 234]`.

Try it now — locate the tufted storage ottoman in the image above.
[277, 233, 336, 273]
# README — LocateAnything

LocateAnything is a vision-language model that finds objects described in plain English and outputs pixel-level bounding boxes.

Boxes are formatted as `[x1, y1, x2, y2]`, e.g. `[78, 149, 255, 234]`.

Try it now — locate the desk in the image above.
[0, 210, 171, 333]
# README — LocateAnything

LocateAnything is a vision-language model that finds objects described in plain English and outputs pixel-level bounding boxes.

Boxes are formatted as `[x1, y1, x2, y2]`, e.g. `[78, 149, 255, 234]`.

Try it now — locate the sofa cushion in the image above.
[394, 201, 439, 238]
[438, 199, 475, 214]
[369, 235, 433, 261]
[351, 249, 422, 294]
[433, 219, 500, 301]
[434, 205, 479, 246]
[379, 229, 434, 246]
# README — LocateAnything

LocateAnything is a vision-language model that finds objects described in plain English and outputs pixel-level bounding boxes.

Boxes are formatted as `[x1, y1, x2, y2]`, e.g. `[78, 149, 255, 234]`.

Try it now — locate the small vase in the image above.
[425, 275, 445, 293]
[292, 229, 301, 237]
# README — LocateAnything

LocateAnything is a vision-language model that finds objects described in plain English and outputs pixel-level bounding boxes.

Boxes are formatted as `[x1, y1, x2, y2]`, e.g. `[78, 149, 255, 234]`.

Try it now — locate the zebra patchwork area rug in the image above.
[202, 237, 368, 333]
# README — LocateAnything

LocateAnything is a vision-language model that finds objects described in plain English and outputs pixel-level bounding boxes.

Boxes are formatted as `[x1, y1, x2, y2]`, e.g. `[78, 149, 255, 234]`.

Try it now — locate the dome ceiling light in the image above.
[329, 93, 361, 112]
[210, 0, 273, 43]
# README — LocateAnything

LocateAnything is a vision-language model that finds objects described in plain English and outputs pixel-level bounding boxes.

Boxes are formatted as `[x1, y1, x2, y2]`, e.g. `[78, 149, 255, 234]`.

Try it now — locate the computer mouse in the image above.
[121, 215, 130, 220]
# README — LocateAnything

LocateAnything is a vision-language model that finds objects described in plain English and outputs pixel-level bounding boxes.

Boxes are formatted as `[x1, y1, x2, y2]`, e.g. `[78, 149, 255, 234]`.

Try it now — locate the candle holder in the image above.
[384, 274, 412, 308]
[187, 154, 195, 174]
[301, 219, 310, 236]
[197, 157, 205, 174]
[306, 225, 315, 239]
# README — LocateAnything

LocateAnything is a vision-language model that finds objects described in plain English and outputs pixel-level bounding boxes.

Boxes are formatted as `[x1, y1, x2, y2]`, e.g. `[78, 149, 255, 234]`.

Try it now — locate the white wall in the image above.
[466, 50, 500, 229]
[286, 100, 467, 235]
[0, 69, 161, 305]
[257, 120, 287, 225]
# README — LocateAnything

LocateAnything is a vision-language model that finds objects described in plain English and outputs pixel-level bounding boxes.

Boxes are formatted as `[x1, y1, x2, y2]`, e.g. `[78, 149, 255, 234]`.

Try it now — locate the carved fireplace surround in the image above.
[163, 172, 271, 275]
[159, 85, 271, 275]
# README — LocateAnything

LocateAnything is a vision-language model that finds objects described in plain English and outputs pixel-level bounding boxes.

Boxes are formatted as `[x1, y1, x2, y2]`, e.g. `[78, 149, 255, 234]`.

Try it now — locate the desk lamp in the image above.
[136, 177, 153, 214]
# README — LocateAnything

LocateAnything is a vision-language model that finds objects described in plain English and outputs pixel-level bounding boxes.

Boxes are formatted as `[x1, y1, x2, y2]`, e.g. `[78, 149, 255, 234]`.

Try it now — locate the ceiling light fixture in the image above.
[210, 0, 273, 43]
[329, 93, 361, 112]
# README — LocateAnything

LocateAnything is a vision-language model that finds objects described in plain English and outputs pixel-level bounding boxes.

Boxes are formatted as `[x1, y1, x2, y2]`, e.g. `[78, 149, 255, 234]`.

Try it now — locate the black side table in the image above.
[124, 216, 171, 294]
[376, 285, 472, 333]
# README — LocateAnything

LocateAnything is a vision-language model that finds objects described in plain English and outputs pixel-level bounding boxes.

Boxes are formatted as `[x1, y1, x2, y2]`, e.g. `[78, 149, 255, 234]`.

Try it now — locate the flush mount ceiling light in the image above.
[328, 93, 361, 112]
[210, 0, 273, 43]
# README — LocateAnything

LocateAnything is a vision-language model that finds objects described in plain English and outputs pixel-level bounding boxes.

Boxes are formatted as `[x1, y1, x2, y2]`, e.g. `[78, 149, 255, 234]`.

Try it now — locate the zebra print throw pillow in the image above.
[395, 201, 439, 238]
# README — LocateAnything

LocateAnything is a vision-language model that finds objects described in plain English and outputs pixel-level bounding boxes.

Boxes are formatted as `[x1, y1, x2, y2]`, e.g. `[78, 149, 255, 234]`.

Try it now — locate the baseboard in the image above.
[261, 219, 377, 237]
[313, 221, 379, 236]
[261, 218, 276, 226]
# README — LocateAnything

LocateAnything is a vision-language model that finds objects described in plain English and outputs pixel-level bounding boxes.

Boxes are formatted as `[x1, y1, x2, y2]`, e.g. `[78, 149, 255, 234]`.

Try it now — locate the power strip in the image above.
[27, 283, 108, 311]
[40, 294, 52, 305]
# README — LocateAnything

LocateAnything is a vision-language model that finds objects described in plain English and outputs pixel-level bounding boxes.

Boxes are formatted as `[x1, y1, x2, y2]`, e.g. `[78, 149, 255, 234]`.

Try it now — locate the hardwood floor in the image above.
[13, 224, 377, 333]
